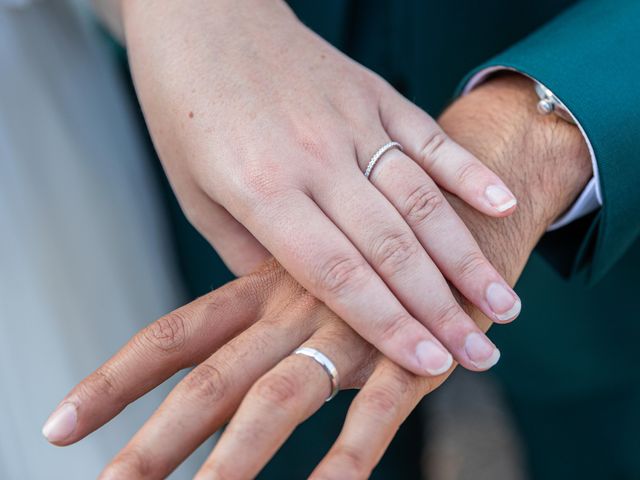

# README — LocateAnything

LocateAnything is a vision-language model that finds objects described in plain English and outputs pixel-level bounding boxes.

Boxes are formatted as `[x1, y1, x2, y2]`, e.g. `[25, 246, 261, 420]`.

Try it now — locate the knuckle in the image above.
[454, 250, 489, 281]
[254, 371, 301, 408]
[432, 302, 464, 331]
[380, 364, 415, 395]
[419, 129, 448, 164]
[181, 363, 228, 404]
[378, 313, 413, 344]
[246, 257, 285, 287]
[327, 445, 369, 479]
[402, 184, 444, 226]
[78, 365, 122, 405]
[313, 254, 368, 297]
[370, 231, 419, 275]
[238, 162, 281, 201]
[138, 311, 188, 355]
[455, 161, 485, 186]
[295, 135, 332, 164]
[107, 447, 153, 478]
[356, 386, 400, 420]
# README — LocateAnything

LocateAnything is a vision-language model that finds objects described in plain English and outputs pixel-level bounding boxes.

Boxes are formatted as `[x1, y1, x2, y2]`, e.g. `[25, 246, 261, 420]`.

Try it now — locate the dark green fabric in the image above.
[125, 0, 640, 478]
[505, 383, 640, 480]
[458, 0, 640, 284]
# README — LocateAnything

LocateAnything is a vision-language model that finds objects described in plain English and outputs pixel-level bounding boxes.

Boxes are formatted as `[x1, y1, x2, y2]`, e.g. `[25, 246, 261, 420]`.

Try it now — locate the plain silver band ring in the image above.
[364, 141, 403, 179]
[293, 347, 340, 402]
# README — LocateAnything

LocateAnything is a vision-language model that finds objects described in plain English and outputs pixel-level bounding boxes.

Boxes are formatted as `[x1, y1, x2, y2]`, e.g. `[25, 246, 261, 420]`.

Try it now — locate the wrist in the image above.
[438, 74, 591, 285]
[443, 74, 591, 230]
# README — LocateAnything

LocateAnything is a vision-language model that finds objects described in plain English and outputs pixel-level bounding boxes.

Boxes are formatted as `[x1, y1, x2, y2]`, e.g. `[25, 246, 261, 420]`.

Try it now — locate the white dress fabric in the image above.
[0, 1, 208, 478]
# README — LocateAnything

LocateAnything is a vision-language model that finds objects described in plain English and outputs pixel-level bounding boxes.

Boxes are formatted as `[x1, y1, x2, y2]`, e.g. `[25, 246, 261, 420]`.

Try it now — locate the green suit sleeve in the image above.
[457, 0, 640, 284]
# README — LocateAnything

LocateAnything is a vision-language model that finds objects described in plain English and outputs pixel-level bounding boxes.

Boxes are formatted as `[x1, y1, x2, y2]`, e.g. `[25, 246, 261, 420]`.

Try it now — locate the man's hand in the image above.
[43, 260, 443, 479]
[42, 74, 591, 479]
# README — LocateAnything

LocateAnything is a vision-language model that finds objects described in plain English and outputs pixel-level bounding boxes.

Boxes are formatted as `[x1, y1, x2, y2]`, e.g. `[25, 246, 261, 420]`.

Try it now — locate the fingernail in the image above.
[486, 282, 521, 322]
[464, 332, 501, 369]
[485, 185, 517, 212]
[416, 341, 453, 375]
[42, 402, 77, 443]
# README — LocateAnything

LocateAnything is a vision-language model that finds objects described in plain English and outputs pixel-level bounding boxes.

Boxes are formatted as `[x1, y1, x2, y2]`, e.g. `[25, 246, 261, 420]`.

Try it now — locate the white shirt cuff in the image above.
[462, 66, 603, 231]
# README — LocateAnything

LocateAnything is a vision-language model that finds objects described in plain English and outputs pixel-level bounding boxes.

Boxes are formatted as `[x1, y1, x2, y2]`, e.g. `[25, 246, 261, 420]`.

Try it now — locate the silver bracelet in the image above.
[534, 81, 576, 125]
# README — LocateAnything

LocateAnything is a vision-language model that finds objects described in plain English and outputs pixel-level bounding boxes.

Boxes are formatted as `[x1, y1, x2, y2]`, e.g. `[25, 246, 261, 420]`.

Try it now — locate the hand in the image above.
[44, 260, 447, 479]
[121, 0, 522, 375]
[44, 75, 591, 479]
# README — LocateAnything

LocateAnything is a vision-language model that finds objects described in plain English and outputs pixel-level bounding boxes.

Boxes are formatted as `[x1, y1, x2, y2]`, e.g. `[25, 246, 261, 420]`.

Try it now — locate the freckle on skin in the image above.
[188, 111, 194, 119]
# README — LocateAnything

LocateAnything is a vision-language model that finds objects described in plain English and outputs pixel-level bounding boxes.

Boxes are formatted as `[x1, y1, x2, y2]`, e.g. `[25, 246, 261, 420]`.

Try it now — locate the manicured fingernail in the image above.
[416, 341, 453, 375]
[464, 332, 501, 369]
[486, 282, 521, 322]
[485, 185, 517, 212]
[42, 402, 77, 443]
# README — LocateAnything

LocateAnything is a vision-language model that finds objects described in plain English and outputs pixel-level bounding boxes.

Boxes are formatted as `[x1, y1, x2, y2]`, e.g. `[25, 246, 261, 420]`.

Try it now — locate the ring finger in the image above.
[195, 324, 372, 480]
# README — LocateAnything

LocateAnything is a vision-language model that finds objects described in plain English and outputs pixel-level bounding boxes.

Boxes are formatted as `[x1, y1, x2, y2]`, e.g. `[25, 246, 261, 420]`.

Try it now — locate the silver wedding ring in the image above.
[363, 141, 403, 179]
[293, 347, 340, 402]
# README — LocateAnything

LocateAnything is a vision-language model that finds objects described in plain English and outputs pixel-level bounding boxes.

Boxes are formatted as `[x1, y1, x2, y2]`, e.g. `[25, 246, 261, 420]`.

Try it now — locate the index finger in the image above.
[41, 276, 264, 446]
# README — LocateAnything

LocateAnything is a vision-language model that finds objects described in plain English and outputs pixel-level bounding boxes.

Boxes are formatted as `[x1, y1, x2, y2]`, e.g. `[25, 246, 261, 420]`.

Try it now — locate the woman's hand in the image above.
[121, 0, 521, 375]
[43, 260, 453, 479]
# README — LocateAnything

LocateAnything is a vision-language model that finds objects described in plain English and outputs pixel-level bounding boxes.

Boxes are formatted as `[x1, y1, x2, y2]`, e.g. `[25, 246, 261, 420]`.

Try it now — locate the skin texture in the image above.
[117, 0, 524, 376]
[44, 74, 591, 479]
